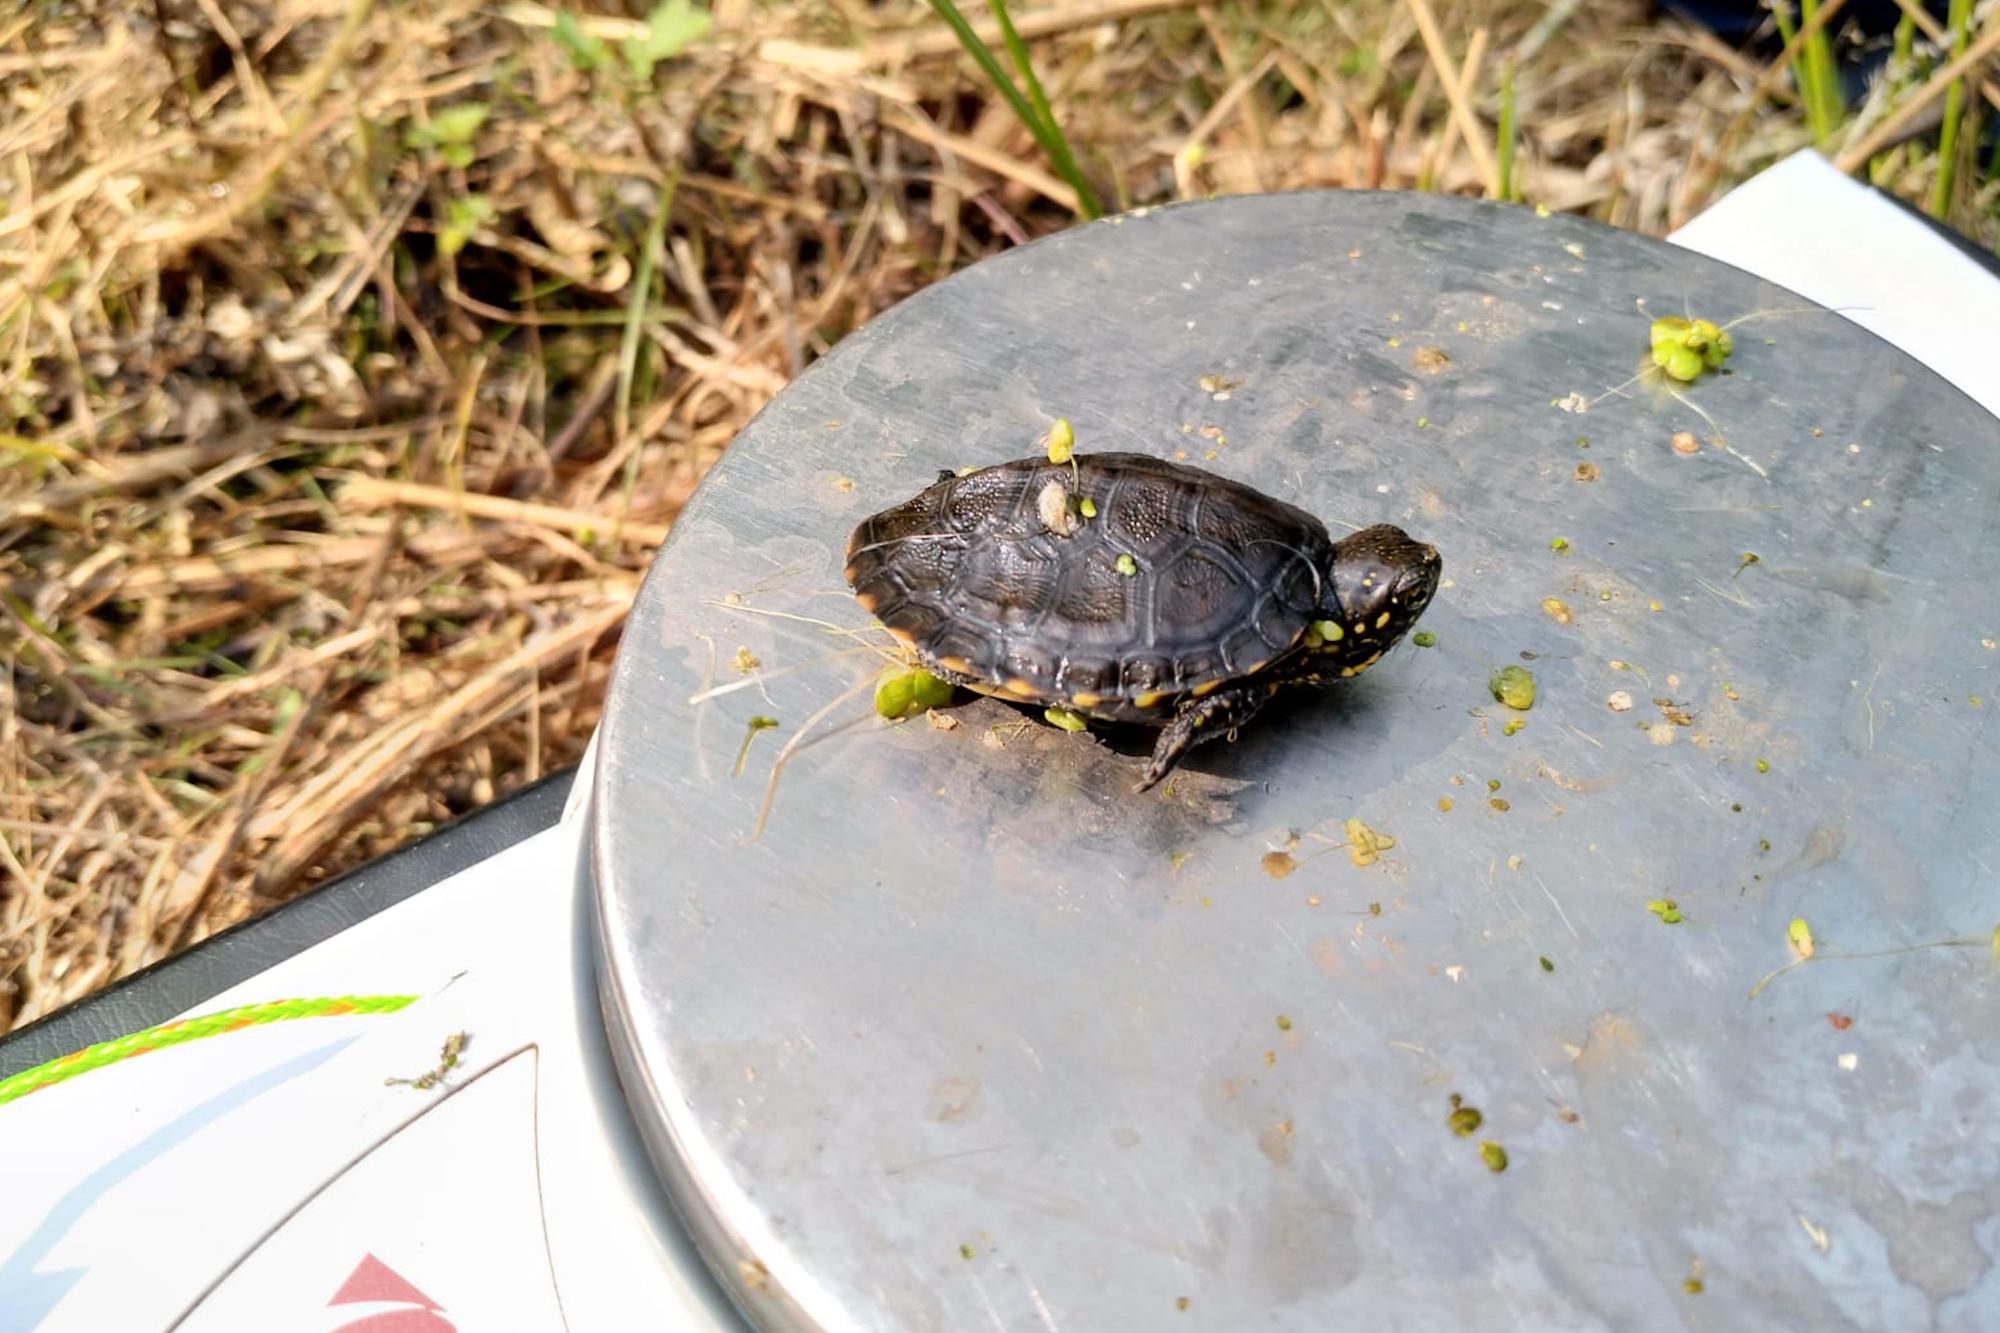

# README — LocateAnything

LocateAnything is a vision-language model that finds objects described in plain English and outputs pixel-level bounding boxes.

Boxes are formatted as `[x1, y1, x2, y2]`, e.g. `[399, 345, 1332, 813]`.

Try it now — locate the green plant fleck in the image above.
[1550, 536, 1569, 552]
[1115, 553, 1138, 576]
[1789, 917, 1815, 959]
[438, 193, 496, 256]
[1539, 955, 1554, 972]
[1503, 718, 1525, 736]
[1412, 631, 1437, 648]
[1275, 1014, 1292, 1031]
[1448, 1094, 1483, 1137]
[1045, 416, 1075, 464]
[1336, 46, 1376, 77]
[551, 10, 609, 69]
[1479, 1141, 1509, 1172]
[732, 715, 779, 778]
[405, 102, 490, 168]
[1657, 343, 1702, 381]
[1343, 817, 1395, 867]
[1043, 706, 1088, 732]
[386, 1031, 469, 1091]
[1078, 497, 1097, 518]
[623, 0, 711, 79]
[1646, 898, 1684, 925]
[1489, 665, 1536, 710]
[874, 668, 955, 720]
[960, 1242, 975, 1260]
[1649, 314, 1735, 382]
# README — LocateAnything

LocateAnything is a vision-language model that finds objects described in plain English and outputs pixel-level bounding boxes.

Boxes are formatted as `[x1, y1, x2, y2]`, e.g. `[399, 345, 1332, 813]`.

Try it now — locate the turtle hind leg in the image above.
[1136, 682, 1274, 792]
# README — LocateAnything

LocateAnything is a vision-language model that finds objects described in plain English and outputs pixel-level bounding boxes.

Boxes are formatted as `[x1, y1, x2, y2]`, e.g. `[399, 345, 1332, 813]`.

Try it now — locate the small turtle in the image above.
[845, 452, 1441, 790]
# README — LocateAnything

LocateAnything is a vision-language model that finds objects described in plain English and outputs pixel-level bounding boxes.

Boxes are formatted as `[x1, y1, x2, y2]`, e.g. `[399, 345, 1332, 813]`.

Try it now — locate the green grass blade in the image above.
[1930, 0, 1972, 218]
[923, 0, 1039, 138]
[1770, 3, 1800, 67]
[1770, 3, 1818, 142]
[616, 176, 676, 535]
[985, 0, 1100, 218]
[1798, 0, 1842, 140]
[925, 0, 1101, 219]
[1772, 2, 1834, 143]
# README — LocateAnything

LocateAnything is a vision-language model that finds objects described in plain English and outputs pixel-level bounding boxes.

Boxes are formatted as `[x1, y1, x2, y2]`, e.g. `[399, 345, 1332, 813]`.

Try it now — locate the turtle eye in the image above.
[1394, 561, 1437, 608]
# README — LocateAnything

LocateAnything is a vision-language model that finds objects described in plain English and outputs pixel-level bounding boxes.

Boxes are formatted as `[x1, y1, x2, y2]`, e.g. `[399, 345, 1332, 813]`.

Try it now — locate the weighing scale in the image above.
[4, 150, 1997, 1332]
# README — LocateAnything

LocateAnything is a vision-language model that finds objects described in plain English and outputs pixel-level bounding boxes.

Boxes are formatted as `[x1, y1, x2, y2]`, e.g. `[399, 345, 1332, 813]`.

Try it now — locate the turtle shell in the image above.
[845, 452, 1334, 720]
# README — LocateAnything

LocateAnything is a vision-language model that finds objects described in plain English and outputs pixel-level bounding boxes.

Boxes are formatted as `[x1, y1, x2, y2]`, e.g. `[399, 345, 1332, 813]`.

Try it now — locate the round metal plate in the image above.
[591, 193, 2000, 1331]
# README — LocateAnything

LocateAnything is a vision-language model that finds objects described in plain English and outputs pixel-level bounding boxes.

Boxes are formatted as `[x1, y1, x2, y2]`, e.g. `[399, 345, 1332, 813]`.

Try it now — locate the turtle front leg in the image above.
[1137, 682, 1274, 791]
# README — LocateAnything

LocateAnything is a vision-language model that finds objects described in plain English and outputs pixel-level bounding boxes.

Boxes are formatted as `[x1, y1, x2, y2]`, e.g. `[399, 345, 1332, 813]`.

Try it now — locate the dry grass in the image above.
[2, 0, 1994, 1030]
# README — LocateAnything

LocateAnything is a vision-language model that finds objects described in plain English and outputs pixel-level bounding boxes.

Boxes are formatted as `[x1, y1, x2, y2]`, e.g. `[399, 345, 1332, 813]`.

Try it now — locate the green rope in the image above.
[0, 993, 419, 1107]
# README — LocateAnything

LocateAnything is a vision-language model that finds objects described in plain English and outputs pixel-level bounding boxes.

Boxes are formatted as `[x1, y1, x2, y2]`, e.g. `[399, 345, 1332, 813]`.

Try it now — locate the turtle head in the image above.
[1306, 525, 1441, 672]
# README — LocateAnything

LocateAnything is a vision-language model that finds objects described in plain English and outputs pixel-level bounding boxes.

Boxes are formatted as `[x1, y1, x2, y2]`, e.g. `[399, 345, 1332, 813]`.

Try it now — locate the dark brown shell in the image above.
[845, 452, 1333, 719]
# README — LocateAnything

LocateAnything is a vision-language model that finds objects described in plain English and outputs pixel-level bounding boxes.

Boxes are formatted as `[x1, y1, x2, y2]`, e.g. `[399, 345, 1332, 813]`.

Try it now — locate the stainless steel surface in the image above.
[592, 192, 2000, 1331]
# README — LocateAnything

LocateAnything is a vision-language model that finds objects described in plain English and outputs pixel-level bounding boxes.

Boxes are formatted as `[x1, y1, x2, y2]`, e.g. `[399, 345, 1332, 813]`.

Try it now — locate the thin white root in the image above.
[702, 598, 904, 664]
[687, 645, 878, 706]
[750, 674, 879, 841]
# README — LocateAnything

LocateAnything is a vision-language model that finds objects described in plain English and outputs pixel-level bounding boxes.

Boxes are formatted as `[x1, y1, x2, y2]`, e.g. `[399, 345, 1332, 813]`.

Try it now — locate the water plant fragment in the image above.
[875, 668, 955, 720]
[1650, 316, 1733, 383]
[1344, 818, 1395, 867]
[1044, 416, 1076, 464]
[1788, 918, 1815, 960]
[1043, 706, 1088, 732]
[733, 715, 779, 777]
[1490, 666, 1536, 710]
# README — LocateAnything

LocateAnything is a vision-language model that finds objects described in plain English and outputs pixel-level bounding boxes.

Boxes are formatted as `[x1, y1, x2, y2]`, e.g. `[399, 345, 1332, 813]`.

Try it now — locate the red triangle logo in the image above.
[329, 1253, 443, 1309]
[327, 1253, 455, 1331]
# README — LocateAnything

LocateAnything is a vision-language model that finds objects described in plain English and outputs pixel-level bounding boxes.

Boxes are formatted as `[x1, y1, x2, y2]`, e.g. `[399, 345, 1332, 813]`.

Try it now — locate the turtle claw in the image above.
[1137, 685, 1268, 792]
